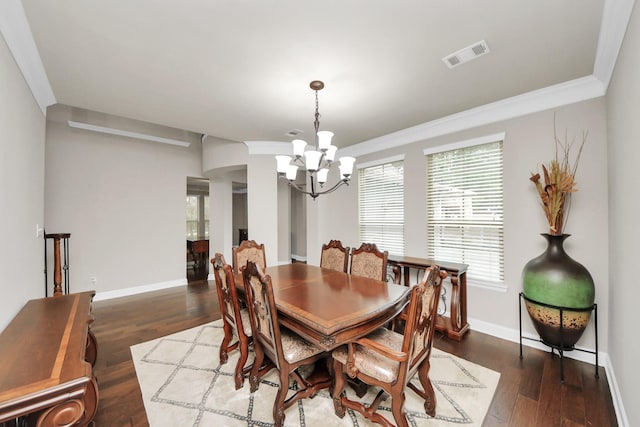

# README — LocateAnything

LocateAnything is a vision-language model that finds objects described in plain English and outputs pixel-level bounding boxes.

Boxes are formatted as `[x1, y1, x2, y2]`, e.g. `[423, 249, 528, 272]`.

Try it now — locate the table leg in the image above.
[52, 237, 63, 297]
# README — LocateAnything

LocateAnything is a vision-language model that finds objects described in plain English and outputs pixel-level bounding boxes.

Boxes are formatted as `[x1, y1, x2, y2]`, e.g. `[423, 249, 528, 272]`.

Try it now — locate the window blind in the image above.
[426, 141, 504, 284]
[358, 161, 404, 256]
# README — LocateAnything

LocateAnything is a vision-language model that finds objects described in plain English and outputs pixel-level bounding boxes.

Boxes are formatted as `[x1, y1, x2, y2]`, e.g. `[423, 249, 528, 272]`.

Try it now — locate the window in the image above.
[186, 195, 209, 240]
[425, 138, 504, 286]
[358, 159, 404, 256]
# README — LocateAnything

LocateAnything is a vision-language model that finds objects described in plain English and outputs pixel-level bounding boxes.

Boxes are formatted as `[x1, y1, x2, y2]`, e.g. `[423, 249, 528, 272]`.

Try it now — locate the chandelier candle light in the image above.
[276, 80, 356, 199]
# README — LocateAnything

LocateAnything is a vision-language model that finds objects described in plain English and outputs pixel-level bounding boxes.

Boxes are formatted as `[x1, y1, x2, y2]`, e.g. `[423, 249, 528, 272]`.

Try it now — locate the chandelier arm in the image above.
[278, 176, 350, 200]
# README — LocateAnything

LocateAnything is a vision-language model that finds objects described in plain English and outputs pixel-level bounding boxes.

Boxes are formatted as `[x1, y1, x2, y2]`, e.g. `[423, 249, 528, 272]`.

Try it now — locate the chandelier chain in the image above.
[313, 89, 320, 142]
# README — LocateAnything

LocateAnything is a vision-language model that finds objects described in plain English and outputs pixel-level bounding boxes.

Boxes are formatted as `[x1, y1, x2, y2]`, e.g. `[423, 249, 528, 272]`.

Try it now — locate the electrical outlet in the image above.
[90, 276, 97, 285]
[36, 224, 44, 238]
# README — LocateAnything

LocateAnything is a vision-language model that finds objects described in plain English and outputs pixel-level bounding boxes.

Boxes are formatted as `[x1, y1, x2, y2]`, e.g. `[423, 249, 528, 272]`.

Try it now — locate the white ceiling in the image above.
[16, 0, 615, 148]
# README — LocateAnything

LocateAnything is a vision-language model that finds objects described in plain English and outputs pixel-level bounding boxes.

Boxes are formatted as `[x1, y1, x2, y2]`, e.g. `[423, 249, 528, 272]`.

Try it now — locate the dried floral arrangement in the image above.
[530, 117, 588, 235]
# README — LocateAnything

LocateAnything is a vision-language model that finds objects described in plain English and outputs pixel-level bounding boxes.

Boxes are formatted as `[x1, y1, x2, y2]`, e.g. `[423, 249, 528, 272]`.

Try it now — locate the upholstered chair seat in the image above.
[280, 327, 326, 363]
[332, 327, 402, 383]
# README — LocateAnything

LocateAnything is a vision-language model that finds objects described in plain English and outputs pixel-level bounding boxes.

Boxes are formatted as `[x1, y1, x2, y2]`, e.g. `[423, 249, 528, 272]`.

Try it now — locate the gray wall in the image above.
[43, 105, 202, 297]
[0, 34, 47, 329]
[315, 98, 609, 355]
[606, 3, 639, 425]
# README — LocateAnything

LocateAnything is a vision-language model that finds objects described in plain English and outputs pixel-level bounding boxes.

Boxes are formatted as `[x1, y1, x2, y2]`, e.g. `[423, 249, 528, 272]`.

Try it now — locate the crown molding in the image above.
[0, 0, 56, 115]
[339, 75, 605, 158]
[593, 0, 636, 91]
[68, 121, 192, 147]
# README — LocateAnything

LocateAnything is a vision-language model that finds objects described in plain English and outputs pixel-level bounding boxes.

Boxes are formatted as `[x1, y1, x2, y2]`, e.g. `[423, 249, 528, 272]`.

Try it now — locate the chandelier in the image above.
[275, 80, 356, 200]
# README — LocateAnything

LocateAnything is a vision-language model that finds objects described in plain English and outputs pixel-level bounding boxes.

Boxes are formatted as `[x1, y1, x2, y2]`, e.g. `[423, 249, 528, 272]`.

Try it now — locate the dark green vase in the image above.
[522, 233, 595, 349]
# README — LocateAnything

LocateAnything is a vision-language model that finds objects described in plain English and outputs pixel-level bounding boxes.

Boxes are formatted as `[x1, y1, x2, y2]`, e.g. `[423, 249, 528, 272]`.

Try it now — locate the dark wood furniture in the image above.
[0, 291, 98, 426]
[232, 239, 266, 274]
[242, 261, 332, 427]
[211, 253, 253, 389]
[388, 255, 470, 341]
[191, 239, 209, 268]
[349, 242, 388, 281]
[44, 233, 71, 296]
[88, 281, 617, 427]
[320, 239, 350, 273]
[238, 228, 248, 244]
[236, 263, 411, 351]
[331, 266, 446, 427]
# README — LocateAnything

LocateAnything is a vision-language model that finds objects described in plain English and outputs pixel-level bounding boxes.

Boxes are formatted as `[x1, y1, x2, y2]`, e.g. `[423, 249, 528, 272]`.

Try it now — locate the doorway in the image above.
[186, 176, 209, 282]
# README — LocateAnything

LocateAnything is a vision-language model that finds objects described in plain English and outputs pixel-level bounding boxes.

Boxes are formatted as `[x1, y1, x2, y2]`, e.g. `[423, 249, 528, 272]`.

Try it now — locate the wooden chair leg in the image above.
[390, 390, 409, 427]
[332, 359, 347, 418]
[219, 324, 233, 364]
[234, 341, 249, 389]
[408, 360, 437, 417]
[418, 360, 436, 417]
[273, 369, 290, 427]
[249, 344, 265, 393]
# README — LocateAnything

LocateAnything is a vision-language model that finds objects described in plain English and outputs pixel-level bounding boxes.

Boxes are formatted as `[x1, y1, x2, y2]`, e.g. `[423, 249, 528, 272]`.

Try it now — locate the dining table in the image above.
[236, 263, 411, 351]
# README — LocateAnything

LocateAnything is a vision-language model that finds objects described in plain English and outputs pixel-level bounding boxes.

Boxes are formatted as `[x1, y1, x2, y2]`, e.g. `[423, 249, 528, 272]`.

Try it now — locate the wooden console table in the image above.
[0, 292, 98, 426]
[388, 255, 469, 340]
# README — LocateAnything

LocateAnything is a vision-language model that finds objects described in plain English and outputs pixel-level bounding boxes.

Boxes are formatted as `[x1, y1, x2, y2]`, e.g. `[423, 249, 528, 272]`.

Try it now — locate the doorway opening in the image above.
[186, 176, 209, 282]
[232, 182, 248, 246]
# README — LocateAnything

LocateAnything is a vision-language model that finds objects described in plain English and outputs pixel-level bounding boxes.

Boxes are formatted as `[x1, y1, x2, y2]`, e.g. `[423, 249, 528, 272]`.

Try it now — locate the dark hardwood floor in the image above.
[90, 279, 617, 427]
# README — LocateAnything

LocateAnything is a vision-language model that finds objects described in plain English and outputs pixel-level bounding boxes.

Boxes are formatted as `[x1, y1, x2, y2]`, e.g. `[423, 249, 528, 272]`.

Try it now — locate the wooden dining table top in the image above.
[236, 263, 411, 351]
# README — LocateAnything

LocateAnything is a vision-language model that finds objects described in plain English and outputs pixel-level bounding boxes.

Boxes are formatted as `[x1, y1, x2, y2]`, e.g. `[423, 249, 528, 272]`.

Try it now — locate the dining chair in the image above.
[211, 253, 253, 389]
[242, 260, 332, 427]
[331, 265, 446, 427]
[320, 239, 350, 273]
[349, 242, 388, 281]
[232, 239, 266, 274]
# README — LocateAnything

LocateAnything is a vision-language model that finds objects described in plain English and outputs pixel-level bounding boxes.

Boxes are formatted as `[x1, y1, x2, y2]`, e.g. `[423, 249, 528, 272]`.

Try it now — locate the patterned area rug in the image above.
[131, 321, 499, 426]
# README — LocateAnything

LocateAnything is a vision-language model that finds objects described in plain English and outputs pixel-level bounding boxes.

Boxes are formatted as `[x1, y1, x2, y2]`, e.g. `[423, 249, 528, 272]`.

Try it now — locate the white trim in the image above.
[593, 0, 636, 91]
[67, 121, 191, 147]
[340, 76, 604, 159]
[605, 356, 630, 427]
[291, 254, 307, 263]
[469, 316, 627, 426]
[0, 0, 56, 115]
[244, 140, 292, 155]
[92, 278, 187, 302]
[423, 132, 505, 155]
[356, 154, 405, 170]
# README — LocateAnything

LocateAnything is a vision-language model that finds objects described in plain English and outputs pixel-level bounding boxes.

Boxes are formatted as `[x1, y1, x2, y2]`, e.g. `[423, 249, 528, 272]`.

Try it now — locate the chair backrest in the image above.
[401, 266, 446, 378]
[320, 240, 350, 273]
[233, 240, 266, 274]
[241, 260, 284, 369]
[349, 242, 388, 281]
[212, 253, 244, 338]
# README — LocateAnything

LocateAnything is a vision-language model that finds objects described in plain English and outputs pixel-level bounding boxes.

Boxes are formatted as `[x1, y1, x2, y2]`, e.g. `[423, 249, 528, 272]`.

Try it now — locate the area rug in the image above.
[131, 321, 499, 426]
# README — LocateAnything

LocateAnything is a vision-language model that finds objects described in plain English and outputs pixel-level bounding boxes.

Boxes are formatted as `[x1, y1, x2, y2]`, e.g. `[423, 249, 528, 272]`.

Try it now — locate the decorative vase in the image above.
[522, 233, 595, 349]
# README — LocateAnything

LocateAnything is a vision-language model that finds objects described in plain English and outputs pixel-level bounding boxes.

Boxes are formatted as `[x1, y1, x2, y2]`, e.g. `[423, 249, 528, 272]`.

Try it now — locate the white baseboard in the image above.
[92, 278, 187, 302]
[291, 254, 307, 263]
[468, 316, 627, 426]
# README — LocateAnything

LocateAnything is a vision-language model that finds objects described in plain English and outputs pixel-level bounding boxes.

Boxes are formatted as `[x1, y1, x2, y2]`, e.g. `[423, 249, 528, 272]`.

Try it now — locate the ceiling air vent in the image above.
[285, 129, 304, 137]
[442, 40, 490, 69]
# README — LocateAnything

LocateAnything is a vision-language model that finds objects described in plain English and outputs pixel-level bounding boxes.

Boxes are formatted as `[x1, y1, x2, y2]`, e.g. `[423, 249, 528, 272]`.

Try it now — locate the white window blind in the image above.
[358, 161, 404, 256]
[426, 141, 504, 285]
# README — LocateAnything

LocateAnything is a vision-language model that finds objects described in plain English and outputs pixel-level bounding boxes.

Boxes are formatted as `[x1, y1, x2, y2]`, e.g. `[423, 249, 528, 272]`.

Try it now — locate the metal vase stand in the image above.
[518, 292, 598, 383]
